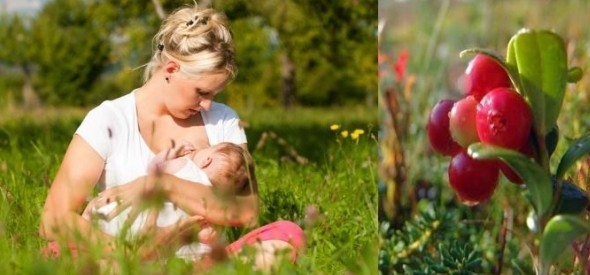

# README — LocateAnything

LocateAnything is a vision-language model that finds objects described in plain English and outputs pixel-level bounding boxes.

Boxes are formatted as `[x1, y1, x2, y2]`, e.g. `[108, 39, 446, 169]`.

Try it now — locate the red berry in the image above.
[464, 54, 511, 101]
[427, 99, 462, 156]
[499, 162, 522, 184]
[476, 88, 532, 151]
[448, 150, 500, 205]
[449, 96, 479, 147]
[500, 143, 535, 185]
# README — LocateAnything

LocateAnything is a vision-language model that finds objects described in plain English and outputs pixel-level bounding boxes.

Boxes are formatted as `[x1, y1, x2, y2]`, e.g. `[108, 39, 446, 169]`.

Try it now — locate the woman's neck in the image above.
[136, 74, 169, 118]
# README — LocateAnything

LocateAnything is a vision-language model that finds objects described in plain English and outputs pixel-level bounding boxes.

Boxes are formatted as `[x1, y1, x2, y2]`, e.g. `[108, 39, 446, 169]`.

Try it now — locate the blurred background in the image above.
[379, 0, 590, 273]
[0, 0, 376, 110]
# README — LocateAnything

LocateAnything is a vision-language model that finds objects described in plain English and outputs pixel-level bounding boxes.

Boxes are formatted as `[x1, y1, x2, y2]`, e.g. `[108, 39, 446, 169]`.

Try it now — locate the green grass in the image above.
[0, 106, 377, 274]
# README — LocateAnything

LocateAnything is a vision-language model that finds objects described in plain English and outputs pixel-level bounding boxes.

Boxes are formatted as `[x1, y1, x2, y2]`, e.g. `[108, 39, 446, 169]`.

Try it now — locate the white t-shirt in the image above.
[93, 160, 213, 259]
[76, 90, 247, 259]
[76, 90, 247, 191]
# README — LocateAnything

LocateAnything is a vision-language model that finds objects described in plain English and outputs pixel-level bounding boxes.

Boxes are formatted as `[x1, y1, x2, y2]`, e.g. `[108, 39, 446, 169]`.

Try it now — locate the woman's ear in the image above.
[163, 60, 180, 75]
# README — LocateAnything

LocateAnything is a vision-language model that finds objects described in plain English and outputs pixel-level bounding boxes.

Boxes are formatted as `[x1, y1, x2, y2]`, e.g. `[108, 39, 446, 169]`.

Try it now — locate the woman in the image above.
[40, 4, 304, 270]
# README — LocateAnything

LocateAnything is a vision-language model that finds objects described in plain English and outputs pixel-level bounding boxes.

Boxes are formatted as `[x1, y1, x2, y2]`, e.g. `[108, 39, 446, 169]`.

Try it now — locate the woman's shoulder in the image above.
[207, 101, 239, 119]
[88, 91, 136, 117]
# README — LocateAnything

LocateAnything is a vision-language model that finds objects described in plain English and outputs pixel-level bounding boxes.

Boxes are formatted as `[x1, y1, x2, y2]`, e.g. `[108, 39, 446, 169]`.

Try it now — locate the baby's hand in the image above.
[198, 224, 220, 245]
[148, 140, 196, 174]
[175, 140, 196, 157]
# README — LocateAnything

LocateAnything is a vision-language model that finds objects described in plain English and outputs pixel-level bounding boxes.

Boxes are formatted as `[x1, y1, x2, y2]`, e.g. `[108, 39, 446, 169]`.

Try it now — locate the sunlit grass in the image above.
[0, 106, 377, 274]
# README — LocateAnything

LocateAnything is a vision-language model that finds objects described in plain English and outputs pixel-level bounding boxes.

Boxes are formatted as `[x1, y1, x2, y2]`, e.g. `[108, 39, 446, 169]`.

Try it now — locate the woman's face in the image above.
[166, 71, 229, 119]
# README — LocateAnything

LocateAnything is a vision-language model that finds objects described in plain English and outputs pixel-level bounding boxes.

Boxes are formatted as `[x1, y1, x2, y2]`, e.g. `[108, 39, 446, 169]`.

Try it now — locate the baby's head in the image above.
[193, 142, 256, 194]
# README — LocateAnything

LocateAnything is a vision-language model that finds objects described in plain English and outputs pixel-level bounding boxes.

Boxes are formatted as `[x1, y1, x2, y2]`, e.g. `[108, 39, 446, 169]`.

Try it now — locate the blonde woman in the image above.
[40, 4, 304, 270]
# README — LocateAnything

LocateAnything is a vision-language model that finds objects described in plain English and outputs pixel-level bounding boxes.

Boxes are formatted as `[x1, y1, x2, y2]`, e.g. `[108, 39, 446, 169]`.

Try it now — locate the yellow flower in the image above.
[341, 130, 349, 138]
[351, 132, 360, 140]
[330, 124, 341, 131]
[353, 129, 365, 135]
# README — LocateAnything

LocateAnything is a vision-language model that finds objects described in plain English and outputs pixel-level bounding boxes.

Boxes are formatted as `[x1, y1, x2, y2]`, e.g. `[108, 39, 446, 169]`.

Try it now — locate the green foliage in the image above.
[31, 0, 111, 106]
[1, 0, 375, 108]
[379, 205, 491, 274]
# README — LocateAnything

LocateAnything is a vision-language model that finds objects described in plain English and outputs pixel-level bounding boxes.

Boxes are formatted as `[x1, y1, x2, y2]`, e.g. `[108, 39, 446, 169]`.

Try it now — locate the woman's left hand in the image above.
[93, 175, 162, 222]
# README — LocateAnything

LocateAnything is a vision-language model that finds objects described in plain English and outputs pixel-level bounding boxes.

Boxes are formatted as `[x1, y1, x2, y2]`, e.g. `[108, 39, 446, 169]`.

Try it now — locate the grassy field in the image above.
[379, 0, 590, 274]
[0, 105, 378, 274]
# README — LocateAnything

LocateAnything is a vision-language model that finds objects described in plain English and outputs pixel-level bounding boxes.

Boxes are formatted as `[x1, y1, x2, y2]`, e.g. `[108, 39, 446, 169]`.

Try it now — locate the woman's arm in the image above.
[161, 172, 259, 227]
[98, 164, 259, 228]
[39, 135, 115, 250]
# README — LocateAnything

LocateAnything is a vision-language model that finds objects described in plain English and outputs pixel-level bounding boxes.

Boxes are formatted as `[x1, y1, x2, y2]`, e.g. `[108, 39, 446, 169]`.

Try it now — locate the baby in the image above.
[84, 142, 255, 260]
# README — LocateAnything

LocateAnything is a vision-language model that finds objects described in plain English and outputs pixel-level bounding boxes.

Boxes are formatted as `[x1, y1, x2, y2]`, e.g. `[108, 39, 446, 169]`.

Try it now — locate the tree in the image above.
[30, 0, 111, 106]
[217, 0, 377, 107]
[0, 13, 40, 108]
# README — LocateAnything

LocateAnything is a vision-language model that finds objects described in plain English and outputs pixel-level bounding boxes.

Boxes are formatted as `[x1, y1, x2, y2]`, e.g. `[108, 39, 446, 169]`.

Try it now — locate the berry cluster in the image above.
[427, 54, 533, 205]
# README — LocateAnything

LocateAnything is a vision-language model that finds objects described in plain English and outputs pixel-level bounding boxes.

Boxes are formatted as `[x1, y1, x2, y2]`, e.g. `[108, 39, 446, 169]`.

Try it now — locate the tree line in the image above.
[0, 0, 377, 109]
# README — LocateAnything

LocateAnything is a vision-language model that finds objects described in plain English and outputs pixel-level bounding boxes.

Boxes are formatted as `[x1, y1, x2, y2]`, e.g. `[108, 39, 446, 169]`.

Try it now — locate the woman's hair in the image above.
[143, 4, 237, 83]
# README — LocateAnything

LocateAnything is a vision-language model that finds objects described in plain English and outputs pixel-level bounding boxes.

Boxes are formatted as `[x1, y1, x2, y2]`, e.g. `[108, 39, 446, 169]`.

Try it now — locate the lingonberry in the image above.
[449, 96, 479, 147]
[448, 150, 500, 205]
[499, 143, 535, 184]
[427, 99, 462, 156]
[476, 87, 533, 151]
[463, 54, 512, 101]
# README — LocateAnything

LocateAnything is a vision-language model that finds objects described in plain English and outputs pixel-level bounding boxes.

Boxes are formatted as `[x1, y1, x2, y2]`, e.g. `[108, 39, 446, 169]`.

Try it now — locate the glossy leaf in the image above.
[556, 134, 590, 179]
[506, 33, 524, 96]
[537, 31, 567, 133]
[540, 215, 590, 273]
[468, 143, 552, 216]
[507, 29, 567, 135]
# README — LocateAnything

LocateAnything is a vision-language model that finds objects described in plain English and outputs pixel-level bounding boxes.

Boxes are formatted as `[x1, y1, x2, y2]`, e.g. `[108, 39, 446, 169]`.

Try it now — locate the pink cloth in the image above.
[42, 220, 305, 263]
[226, 220, 305, 261]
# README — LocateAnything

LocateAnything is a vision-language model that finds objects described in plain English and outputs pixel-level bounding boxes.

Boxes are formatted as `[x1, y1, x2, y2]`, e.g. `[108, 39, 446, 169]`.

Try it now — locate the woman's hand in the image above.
[93, 175, 163, 222]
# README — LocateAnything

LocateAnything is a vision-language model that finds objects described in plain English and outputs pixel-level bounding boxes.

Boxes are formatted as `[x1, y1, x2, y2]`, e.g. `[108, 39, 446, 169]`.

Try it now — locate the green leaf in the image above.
[540, 215, 590, 273]
[537, 31, 567, 133]
[556, 133, 590, 179]
[511, 30, 546, 135]
[507, 29, 568, 135]
[506, 34, 524, 96]
[468, 143, 552, 216]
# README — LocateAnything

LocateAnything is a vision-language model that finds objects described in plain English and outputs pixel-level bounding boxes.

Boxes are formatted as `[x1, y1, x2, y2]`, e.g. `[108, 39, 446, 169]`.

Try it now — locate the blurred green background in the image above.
[0, 0, 376, 110]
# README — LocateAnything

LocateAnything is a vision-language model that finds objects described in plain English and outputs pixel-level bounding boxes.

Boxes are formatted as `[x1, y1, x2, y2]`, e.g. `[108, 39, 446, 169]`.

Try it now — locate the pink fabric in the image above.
[42, 220, 305, 263]
[226, 220, 305, 262]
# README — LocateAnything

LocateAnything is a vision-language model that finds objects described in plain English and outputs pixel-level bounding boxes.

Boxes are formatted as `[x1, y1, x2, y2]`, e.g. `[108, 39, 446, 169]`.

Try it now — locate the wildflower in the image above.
[341, 130, 349, 138]
[330, 124, 341, 131]
[351, 129, 365, 140]
[394, 50, 409, 80]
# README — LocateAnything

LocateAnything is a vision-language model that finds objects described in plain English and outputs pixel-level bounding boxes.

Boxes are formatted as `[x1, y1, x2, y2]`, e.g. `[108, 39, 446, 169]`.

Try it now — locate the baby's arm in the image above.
[148, 141, 196, 175]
